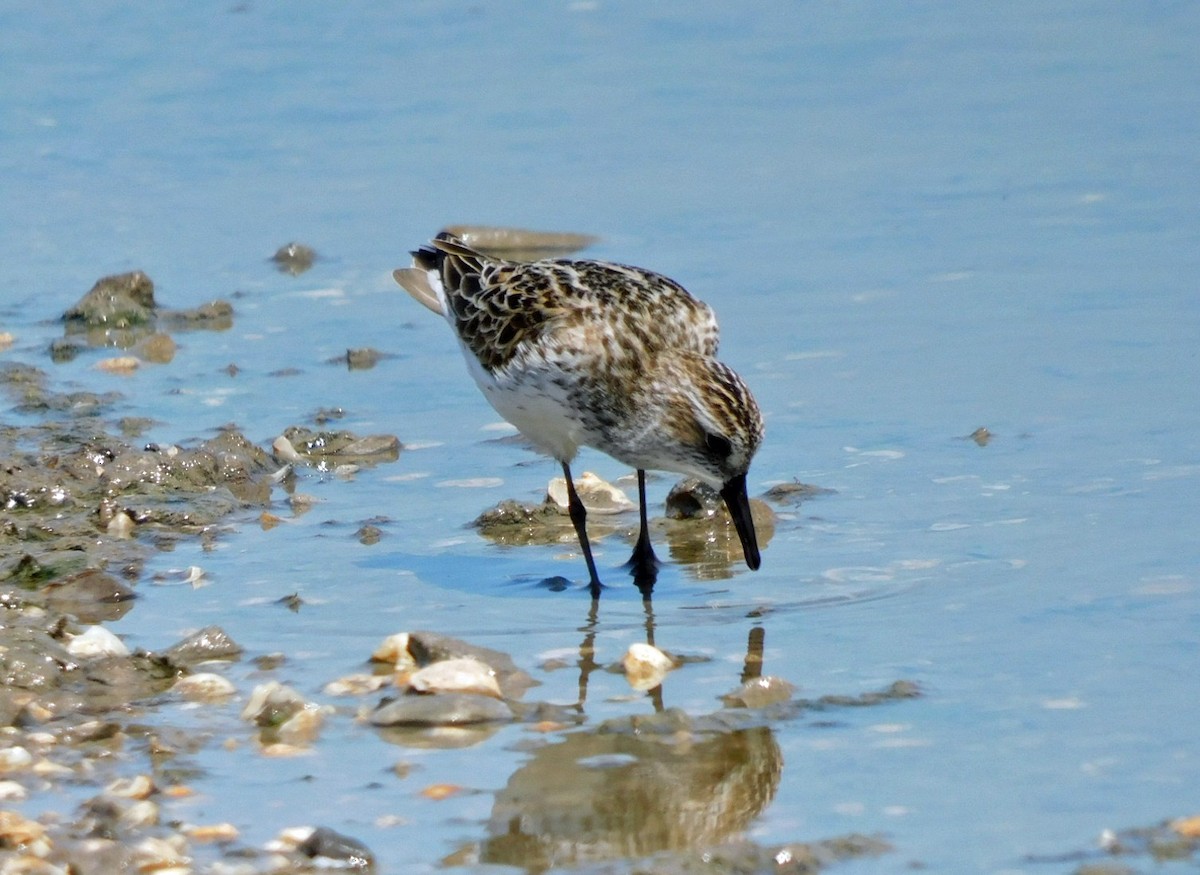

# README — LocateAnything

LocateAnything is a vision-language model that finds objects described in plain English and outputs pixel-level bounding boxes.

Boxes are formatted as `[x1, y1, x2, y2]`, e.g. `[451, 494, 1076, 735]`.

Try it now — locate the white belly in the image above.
[460, 344, 584, 463]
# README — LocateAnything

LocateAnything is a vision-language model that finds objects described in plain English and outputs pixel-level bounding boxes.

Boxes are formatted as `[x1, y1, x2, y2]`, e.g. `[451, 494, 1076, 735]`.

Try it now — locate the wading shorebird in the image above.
[394, 231, 763, 598]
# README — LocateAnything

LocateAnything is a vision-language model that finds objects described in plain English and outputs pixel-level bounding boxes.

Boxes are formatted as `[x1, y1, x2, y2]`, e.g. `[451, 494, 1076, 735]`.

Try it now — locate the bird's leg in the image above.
[625, 469, 660, 597]
[562, 461, 604, 597]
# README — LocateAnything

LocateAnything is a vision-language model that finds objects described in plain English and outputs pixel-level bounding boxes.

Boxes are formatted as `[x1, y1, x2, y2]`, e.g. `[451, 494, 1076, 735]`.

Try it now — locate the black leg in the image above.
[561, 461, 603, 597]
[625, 469, 660, 597]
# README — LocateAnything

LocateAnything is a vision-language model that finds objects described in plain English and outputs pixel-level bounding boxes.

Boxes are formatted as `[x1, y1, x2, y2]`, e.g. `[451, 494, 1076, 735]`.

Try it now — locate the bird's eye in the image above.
[704, 432, 733, 459]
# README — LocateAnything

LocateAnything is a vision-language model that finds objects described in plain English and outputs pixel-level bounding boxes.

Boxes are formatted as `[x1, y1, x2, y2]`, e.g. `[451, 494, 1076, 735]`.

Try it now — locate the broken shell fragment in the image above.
[370, 632, 415, 668]
[546, 471, 634, 515]
[240, 681, 307, 726]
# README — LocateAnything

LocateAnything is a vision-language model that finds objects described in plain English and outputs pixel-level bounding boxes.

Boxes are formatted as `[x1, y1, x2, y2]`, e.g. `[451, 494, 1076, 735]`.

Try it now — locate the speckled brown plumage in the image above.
[394, 231, 764, 596]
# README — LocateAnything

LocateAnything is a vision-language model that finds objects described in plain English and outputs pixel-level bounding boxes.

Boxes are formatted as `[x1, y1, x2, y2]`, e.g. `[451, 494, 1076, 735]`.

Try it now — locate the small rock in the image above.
[345, 347, 385, 370]
[271, 242, 317, 275]
[63, 271, 157, 327]
[664, 478, 723, 520]
[297, 826, 374, 869]
[164, 625, 243, 664]
[95, 356, 141, 375]
[761, 480, 836, 505]
[721, 676, 797, 709]
[277, 706, 327, 746]
[0, 747, 34, 773]
[187, 822, 239, 843]
[173, 672, 237, 701]
[968, 426, 992, 446]
[241, 681, 306, 727]
[0, 809, 48, 855]
[370, 692, 514, 727]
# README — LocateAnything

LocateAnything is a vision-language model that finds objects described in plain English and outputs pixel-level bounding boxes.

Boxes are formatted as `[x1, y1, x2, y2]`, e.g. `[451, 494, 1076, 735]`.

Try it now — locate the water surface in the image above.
[2, 2, 1198, 872]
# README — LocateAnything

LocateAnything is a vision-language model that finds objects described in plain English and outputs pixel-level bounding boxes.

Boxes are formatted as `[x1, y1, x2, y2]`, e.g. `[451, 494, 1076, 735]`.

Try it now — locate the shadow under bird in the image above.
[393, 231, 764, 598]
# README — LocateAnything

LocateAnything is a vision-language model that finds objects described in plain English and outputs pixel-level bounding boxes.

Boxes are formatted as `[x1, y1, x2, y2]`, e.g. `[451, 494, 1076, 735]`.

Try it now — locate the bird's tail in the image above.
[392, 232, 485, 316]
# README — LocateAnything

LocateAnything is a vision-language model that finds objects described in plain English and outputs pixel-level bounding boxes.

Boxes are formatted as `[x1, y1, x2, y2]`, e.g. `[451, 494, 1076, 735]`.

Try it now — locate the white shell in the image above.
[67, 625, 130, 659]
[406, 657, 502, 699]
[622, 643, 675, 691]
[546, 471, 635, 515]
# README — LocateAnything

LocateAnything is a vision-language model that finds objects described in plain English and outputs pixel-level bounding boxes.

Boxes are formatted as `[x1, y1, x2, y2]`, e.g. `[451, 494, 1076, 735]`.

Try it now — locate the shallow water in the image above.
[3, 2, 1199, 872]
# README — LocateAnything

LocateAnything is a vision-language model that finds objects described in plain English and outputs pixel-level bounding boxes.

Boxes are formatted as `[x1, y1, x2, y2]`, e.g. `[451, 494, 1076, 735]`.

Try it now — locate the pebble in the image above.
[240, 681, 307, 726]
[276, 707, 327, 746]
[0, 747, 34, 772]
[297, 825, 375, 868]
[0, 810, 50, 855]
[173, 673, 237, 701]
[369, 692, 514, 728]
[95, 356, 141, 374]
[164, 626, 244, 664]
[185, 822, 239, 843]
[721, 676, 797, 709]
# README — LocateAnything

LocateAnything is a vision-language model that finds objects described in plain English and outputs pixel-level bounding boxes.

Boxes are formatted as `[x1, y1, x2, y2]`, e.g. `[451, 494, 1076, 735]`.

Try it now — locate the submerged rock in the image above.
[661, 479, 776, 580]
[721, 676, 797, 709]
[63, 271, 157, 328]
[761, 480, 836, 505]
[370, 692, 514, 727]
[275, 426, 401, 467]
[442, 224, 597, 261]
[163, 625, 243, 664]
[271, 241, 317, 275]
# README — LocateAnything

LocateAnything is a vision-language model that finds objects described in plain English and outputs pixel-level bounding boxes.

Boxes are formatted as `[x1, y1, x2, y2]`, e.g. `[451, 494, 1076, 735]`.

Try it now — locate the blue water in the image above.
[2, 2, 1198, 872]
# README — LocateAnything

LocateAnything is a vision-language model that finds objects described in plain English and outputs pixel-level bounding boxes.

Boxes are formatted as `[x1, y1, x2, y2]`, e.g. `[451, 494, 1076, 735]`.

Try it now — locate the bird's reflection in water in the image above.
[467, 608, 780, 871]
[477, 721, 781, 870]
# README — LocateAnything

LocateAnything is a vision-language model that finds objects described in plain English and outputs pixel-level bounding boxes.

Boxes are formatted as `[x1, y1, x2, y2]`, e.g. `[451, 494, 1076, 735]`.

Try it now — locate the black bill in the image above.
[720, 473, 761, 571]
